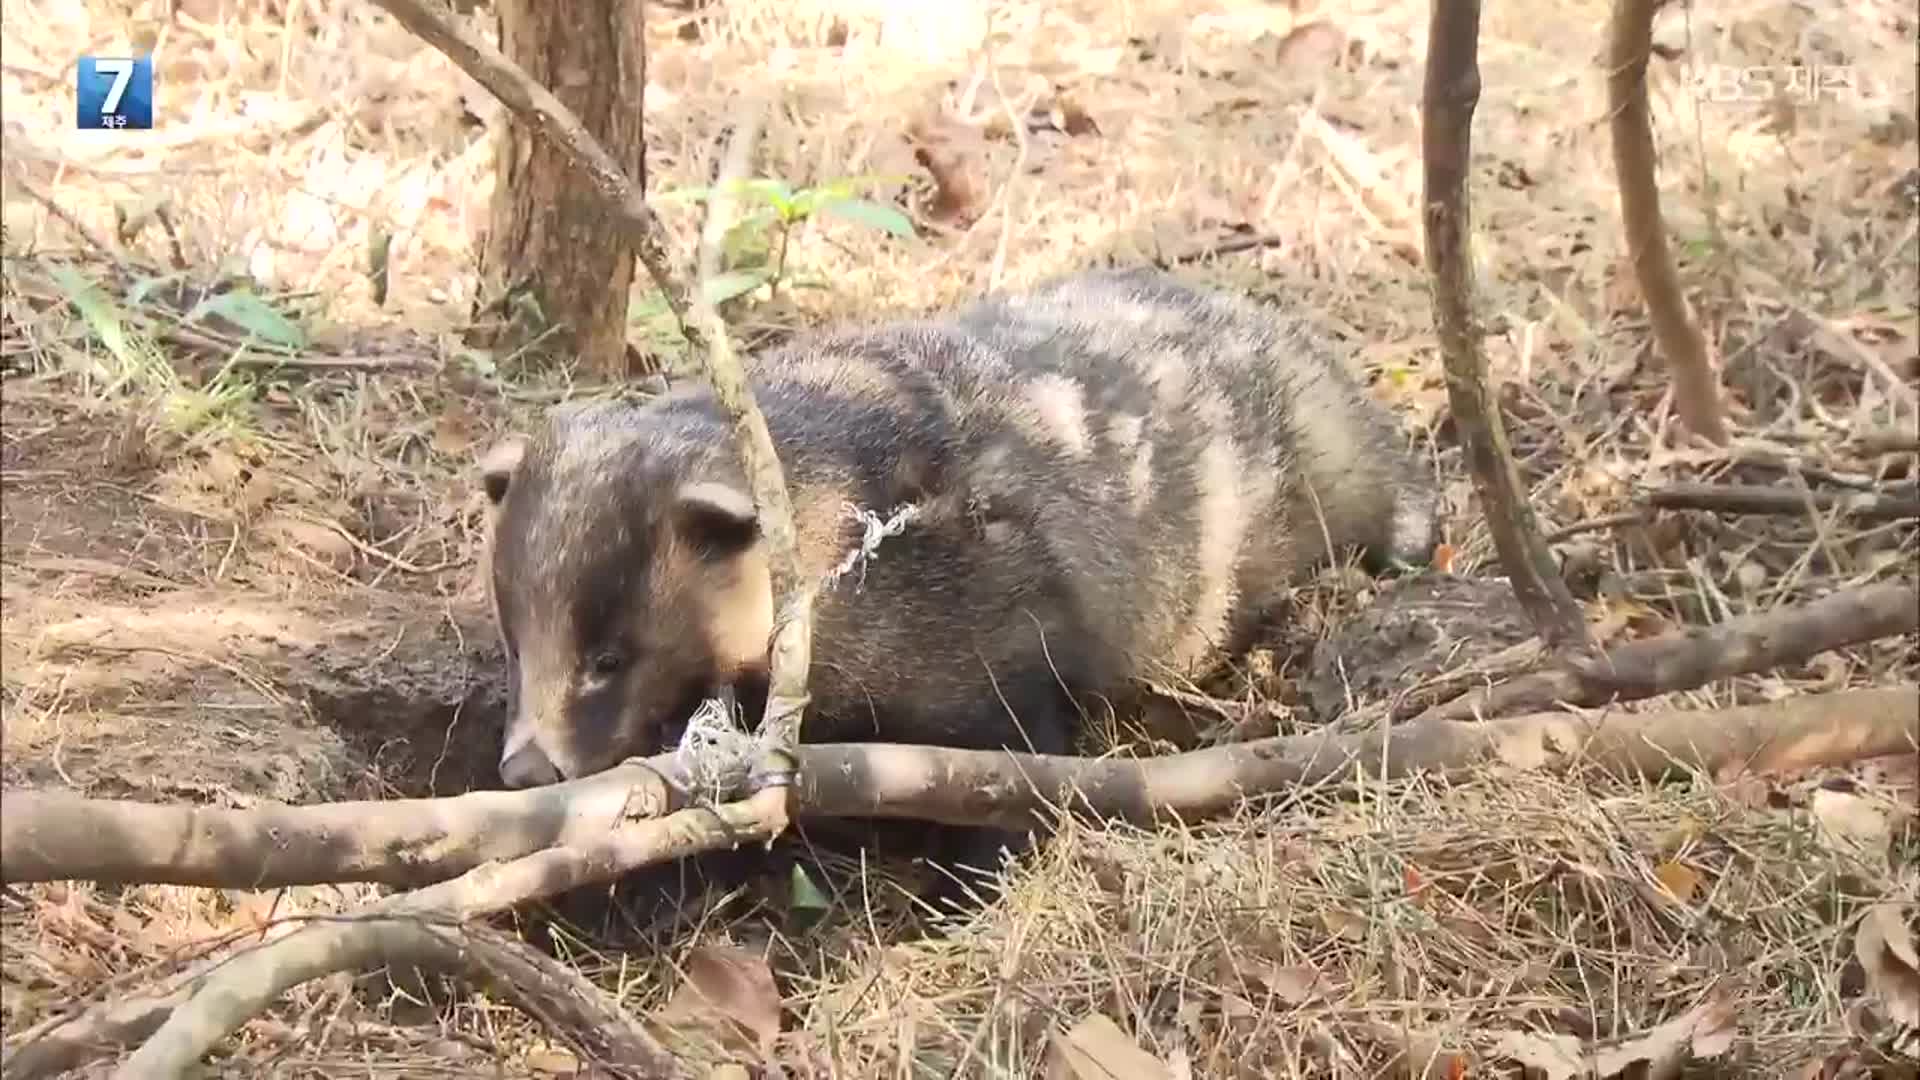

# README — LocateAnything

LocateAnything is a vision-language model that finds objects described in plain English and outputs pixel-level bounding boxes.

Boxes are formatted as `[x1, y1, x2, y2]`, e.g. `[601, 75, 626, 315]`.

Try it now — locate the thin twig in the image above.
[1607, 0, 1729, 445]
[1649, 483, 1920, 523]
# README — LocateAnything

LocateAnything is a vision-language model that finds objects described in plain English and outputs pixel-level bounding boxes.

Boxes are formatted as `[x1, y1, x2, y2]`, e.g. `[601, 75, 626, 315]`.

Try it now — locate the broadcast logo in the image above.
[76, 55, 154, 131]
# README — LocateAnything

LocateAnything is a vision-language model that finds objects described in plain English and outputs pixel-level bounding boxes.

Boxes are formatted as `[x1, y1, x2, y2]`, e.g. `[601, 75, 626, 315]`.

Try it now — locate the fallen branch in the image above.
[1160, 232, 1286, 266]
[800, 686, 1918, 825]
[1, 756, 678, 889]
[1649, 482, 1920, 523]
[9, 787, 789, 1080]
[1854, 427, 1920, 457]
[10, 665, 1914, 894]
[1421, 0, 1591, 653]
[113, 919, 681, 1080]
[685, 105, 813, 784]
[9, 680, 1912, 1075]
[1418, 579, 1918, 722]
[1608, 0, 1729, 446]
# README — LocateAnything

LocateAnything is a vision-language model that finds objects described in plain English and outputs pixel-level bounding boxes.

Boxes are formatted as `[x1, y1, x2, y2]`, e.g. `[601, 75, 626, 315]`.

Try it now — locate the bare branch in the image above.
[1, 758, 677, 889]
[8, 574, 1913, 890]
[685, 106, 812, 781]
[113, 919, 681, 1080]
[1649, 482, 1920, 523]
[13, 788, 788, 1079]
[1420, 579, 1919, 722]
[1607, 0, 1730, 445]
[22, 680, 1912, 1068]
[1420, 0, 1591, 653]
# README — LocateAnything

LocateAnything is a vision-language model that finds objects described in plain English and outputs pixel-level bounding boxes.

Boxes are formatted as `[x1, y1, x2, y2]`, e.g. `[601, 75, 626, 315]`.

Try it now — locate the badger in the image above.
[478, 267, 1439, 888]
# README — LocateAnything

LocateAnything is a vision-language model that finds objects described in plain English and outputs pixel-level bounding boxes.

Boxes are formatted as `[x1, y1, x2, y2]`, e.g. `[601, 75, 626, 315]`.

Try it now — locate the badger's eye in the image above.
[589, 648, 626, 676]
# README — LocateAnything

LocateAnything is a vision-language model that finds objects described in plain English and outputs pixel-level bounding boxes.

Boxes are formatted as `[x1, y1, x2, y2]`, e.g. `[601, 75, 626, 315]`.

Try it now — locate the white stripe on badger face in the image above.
[499, 713, 540, 768]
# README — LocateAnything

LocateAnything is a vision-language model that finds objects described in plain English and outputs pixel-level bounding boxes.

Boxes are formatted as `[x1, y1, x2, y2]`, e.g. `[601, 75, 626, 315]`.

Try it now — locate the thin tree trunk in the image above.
[474, 0, 647, 376]
[1420, 0, 1592, 654]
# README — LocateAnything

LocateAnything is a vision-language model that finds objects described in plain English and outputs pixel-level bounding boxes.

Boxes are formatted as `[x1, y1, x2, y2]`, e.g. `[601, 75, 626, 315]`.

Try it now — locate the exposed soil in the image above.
[1, 385, 509, 806]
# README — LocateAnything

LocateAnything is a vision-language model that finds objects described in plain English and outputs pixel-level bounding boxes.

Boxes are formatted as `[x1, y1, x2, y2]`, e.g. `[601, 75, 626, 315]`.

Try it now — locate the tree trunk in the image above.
[474, 0, 647, 376]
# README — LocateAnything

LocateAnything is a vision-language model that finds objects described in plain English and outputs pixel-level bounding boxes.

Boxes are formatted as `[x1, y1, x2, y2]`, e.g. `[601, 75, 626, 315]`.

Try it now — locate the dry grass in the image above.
[789, 768, 1919, 1076]
[2, 0, 1917, 1075]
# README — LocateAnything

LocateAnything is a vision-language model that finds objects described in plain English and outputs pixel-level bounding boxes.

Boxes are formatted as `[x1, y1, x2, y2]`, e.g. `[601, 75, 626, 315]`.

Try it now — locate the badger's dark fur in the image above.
[480, 268, 1438, 887]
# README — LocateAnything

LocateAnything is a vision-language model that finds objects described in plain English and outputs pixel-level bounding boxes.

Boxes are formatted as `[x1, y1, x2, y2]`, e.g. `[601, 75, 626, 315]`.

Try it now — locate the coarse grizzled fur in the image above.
[479, 267, 1439, 866]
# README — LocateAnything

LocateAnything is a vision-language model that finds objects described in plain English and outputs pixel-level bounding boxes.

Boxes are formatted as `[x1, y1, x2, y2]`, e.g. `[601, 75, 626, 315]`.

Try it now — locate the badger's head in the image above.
[478, 402, 774, 788]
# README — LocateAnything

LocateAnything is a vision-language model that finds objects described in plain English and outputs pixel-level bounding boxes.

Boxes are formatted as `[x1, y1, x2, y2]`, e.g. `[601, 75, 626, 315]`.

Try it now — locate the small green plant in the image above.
[653, 174, 915, 305]
[53, 265, 271, 447]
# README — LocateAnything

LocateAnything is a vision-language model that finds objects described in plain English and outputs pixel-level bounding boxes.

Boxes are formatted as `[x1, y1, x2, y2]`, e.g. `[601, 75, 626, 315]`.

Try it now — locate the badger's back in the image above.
[628, 269, 1433, 737]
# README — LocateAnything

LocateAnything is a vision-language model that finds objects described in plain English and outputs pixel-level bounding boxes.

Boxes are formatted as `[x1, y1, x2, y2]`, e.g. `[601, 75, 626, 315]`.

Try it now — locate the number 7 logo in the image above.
[76, 55, 154, 131]
[95, 59, 136, 115]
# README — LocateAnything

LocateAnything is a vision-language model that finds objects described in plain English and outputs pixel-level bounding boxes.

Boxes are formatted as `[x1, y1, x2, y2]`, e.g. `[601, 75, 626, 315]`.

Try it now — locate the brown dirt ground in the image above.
[2, 0, 1917, 1076]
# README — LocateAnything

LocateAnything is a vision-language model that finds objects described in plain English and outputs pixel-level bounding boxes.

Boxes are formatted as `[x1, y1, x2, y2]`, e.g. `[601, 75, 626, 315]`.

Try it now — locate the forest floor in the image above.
[2, 0, 1917, 1076]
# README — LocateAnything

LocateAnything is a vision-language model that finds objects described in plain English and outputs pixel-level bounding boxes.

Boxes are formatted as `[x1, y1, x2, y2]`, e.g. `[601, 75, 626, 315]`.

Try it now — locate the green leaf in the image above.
[702, 268, 772, 305]
[722, 212, 776, 267]
[789, 864, 831, 912]
[51, 265, 124, 351]
[819, 197, 916, 238]
[786, 186, 825, 221]
[737, 177, 795, 215]
[126, 271, 187, 306]
[187, 289, 307, 349]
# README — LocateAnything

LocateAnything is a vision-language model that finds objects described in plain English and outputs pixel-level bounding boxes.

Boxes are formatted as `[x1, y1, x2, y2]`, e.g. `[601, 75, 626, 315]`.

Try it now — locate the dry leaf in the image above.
[906, 116, 986, 226]
[432, 407, 476, 455]
[1045, 94, 1100, 136]
[1653, 860, 1703, 905]
[1045, 1013, 1172, 1080]
[256, 514, 356, 570]
[1490, 1030, 1587, 1080]
[1810, 788, 1892, 857]
[1589, 990, 1737, 1077]
[1854, 903, 1920, 1028]
[1258, 963, 1326, 1006]
[1321, 908, 1368, 941]
[1431, 542, 1457, 573]
[653, 942, 784, 1059]
[1373, 1023, 1469, 1080]
[524, 1044, 579, 1074]
[1275, 20, 1348, 70]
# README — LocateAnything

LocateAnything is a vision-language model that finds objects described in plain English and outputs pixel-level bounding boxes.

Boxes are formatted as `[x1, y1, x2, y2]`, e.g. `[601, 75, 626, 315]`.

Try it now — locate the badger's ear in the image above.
[673, 481, 760, 555]
[479, 436, 529, 506]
